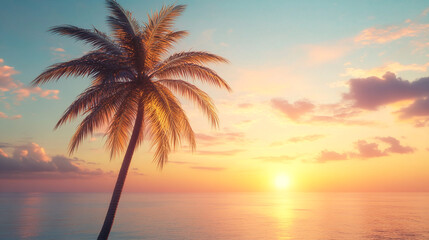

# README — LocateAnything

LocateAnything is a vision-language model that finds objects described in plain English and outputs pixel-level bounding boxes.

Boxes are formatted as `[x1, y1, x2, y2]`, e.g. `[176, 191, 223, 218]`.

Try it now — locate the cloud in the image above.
[397, 97, 429, 119]
[271, 98, 374, 126]
[0, 143, 104, 178]
[0, 59, 19, 92]
[315, 136, 414, 163]
[316, 150, 348, 163]
[0, 112, 22, 119]
[13, 87, 59, 101]
[52, 48, 65, 52]
[343, 72, 429, 118]
[352, 140, 387, 158]
[0, 58, 60, 101]
[376, 137, 415, 154]
[355, 22, 429, 45]
[189, 166, 226, 171]
[271, 98, 315, 121]
[341, 62, 429, 78]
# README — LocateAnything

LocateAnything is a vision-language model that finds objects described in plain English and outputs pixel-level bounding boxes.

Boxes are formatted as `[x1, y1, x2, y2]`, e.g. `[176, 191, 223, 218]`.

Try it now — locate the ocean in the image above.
[1, 192, 428, 239]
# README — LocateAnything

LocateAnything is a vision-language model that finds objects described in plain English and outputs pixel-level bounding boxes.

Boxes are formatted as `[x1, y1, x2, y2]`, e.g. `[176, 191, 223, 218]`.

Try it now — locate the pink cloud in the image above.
[355, 22, 429, 45]
[271, 98, 315, 120]
[52, 48, 65, 52]
[376, 137, 415, 154]
[0, 58, 60, 101]
[13, 87, 59, 101]
[271, 98, 374, 126]
[315, 136, 414, 163]
[0, 112, 22, 120]
[341, 62, 429, 78]
[317, 150, 348, 163]
[352, 140, 387, 158]
[0, 59, 19, 92]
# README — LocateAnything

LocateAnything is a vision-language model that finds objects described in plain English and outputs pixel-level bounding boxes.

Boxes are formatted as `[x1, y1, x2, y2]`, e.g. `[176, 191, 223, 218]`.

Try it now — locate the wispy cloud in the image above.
[271, 98, 374, 126]
[341, 62, 429, 78]
[0, 112, 22, 119]
[354, 21, 429, 45]
[0, 58, 60, 101]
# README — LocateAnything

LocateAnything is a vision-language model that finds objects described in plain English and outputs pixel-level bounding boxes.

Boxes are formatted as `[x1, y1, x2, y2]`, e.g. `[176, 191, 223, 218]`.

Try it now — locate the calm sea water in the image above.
[0, 192, 428, 240]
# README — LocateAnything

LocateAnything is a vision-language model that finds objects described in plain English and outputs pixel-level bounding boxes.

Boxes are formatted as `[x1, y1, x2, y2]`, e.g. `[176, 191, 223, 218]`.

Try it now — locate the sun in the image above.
[274, 174, 291, 190]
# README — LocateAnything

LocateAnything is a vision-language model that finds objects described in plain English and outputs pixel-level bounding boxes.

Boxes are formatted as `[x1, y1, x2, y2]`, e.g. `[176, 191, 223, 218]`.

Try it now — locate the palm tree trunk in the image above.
[97, 103, 144, 240]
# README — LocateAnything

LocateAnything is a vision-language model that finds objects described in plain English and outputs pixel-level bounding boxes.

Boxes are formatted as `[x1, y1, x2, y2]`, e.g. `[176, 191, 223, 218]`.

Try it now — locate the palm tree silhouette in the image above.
[32, 1, 230, 239]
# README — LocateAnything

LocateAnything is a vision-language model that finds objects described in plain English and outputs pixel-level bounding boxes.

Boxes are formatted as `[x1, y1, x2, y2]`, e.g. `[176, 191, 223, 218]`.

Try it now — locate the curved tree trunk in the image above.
[97, 103, 144, 240]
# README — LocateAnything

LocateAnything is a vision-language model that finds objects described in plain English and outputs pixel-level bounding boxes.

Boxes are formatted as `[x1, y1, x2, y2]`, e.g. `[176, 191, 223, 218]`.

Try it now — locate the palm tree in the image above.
[32, 1, 230, 239]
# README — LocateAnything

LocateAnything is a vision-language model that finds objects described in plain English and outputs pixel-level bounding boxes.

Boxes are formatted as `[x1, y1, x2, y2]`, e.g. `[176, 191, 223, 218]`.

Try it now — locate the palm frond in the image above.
[68, 90, 127, 154]
[150, 51, 228, 76]
[55, 82, 130, 129]
[106, 0, 138, 45]
[143, 4, 186, 66]
[152, 63, 232, 91]
[106, 88, 140, 158]
[32, 52, 125, 86]
[49, 25, 122, 55]
[156, 79, 219, 127]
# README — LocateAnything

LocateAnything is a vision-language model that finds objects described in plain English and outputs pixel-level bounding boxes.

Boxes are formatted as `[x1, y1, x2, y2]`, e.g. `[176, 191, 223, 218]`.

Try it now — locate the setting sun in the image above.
[274, 174, 291, 190]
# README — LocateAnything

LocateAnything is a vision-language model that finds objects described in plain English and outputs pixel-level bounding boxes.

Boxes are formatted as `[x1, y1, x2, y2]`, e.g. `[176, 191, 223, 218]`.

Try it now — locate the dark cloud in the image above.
[344, 72, 429, 117]
[0, 143, 104, 178]
[397, 97, 429, 119]
[190, 166, 226, 171]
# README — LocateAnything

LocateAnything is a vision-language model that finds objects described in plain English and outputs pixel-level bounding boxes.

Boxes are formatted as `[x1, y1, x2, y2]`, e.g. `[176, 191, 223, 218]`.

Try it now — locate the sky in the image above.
[1, 0, 429, 192]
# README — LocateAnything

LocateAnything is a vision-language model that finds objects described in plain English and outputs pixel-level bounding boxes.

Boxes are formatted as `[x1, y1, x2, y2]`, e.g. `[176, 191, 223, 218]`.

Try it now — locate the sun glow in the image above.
[274, 174, 291, 190]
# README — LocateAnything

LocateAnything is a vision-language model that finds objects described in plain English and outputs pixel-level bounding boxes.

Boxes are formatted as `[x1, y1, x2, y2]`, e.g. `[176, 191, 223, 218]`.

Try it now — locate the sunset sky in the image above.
[1, 0, 429, 192]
